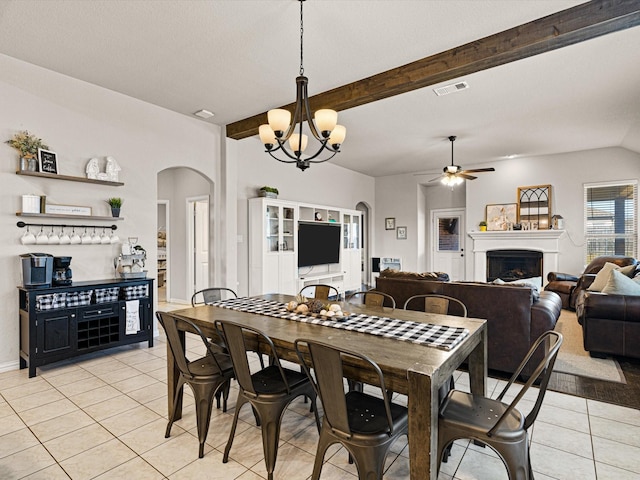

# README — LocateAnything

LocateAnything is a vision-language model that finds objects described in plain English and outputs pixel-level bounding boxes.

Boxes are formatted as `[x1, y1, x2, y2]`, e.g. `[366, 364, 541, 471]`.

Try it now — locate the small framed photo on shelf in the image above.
[396, 226, 407, 240]
[385, 217, 396, 230]
[38, 148, 58, 174]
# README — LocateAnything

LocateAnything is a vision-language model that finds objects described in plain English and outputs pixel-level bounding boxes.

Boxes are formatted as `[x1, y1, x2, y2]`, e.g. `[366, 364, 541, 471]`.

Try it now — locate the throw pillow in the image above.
[619, 263, 638, 277]
[588, 262, 621, 292]
[602, 269, 640, 296]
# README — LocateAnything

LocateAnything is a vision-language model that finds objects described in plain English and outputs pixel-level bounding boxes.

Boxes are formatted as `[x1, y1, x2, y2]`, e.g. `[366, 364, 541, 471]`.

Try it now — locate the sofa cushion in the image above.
[589, 262, 623, 292]
[602, 269, 640, 296]
[492, 277, 541, 299]
[379, 269, 450, 281]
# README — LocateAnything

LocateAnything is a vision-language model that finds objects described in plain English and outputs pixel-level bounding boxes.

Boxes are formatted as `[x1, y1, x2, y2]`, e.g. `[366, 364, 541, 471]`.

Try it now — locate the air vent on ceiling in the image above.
[433, 81, 469, 96]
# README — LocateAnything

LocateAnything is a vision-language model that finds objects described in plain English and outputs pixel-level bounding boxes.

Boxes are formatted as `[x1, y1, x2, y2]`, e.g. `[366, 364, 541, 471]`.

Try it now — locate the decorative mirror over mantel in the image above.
[517, 184, 552, 230]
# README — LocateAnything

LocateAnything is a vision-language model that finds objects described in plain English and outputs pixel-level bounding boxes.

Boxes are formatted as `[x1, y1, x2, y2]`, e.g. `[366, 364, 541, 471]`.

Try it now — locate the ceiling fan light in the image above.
[267, 109, 291, 135]
[315, 109, 338, 134]
[455, 176, 464, 185]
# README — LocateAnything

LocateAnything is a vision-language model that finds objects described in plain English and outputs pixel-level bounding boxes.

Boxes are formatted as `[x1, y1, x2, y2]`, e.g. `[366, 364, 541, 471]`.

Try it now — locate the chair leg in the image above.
[223, 393, 249, 463]
[310, 428, 334, 480]
[192, 381, 223, 459]
[165, 377, 186, 438]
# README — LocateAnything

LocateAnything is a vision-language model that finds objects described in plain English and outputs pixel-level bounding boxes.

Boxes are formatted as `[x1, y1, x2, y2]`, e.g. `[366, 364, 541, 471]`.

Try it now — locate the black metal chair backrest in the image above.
[493, 330, 563, 432]
[346, 290, 396, 309]
[191, 287, 238, 307]
[299, 284, 340, 301]
[156, 311, 227, 378]
[215, 319, 291, 396]
[403, 294, 467, 317]
[295, 339, 396, 437]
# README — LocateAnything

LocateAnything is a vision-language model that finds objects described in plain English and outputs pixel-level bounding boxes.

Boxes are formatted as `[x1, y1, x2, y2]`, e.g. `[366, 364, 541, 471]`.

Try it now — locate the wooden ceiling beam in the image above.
[226, 0, 640, 140]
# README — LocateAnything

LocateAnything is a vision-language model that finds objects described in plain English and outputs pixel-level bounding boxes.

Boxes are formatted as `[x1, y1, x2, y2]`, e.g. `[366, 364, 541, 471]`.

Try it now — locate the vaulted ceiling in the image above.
[1, 0, 639, 177]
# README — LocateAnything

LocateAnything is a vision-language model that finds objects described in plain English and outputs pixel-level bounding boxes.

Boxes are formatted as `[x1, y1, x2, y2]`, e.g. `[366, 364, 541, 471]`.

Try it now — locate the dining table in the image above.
[161, 294, 487, 480]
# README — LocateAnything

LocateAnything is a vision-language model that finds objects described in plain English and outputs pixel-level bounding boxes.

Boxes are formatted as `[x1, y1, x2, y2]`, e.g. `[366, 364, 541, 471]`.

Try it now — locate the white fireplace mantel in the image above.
[468, 230, 565, 282]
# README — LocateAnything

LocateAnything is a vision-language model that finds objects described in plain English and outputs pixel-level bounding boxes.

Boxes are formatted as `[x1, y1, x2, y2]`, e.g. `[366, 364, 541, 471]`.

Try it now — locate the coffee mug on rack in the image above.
[91, 228, 101, 244]
[36, 227, 49, 244]
[59, 229, 71, 245]
[81, 229, 92, 244]
[48, 228, 60, 245]
[70, 227, 82, 245]
[21, 227, 36, 245]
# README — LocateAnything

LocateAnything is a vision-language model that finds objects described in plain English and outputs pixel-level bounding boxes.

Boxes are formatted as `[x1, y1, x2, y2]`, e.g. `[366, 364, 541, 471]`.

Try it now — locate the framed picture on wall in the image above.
[385, 217, 396, 230]
[485, 203, 517, 231]
[396, 226, 407, 240]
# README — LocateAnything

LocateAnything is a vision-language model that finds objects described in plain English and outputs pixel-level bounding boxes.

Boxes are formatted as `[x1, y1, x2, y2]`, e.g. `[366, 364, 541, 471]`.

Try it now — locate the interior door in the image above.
[432, 208, 465, 281]
[188, 197, 209, 296]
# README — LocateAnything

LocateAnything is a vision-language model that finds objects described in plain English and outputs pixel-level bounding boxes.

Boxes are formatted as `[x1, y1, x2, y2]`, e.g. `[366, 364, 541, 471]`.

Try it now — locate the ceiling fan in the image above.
[423, 136, 495, 185]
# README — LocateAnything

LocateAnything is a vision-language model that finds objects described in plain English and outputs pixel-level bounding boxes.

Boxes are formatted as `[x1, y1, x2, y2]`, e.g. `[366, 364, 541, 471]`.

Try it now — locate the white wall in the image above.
[232, 136, 376, 296]
[0, 54, 226, 372]
[374, 174, 465, 273]
[466, 147, 640, 276]
[374, 147, 640, 278]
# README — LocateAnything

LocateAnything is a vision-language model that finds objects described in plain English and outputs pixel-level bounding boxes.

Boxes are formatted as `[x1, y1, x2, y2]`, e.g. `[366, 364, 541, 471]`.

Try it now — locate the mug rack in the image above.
[17, 221, 118, 230]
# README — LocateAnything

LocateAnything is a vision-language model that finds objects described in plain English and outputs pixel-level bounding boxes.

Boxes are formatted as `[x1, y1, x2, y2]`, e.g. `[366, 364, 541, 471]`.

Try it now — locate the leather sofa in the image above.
[545, 255, 637, 310]
[375, 270, 562, 376]
[575, 266, 640, 358]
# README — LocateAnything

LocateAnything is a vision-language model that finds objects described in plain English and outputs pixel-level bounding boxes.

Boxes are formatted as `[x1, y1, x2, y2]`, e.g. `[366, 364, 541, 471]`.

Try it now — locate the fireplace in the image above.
[486, 249, 543, 282]
[468, 230, 564, 282]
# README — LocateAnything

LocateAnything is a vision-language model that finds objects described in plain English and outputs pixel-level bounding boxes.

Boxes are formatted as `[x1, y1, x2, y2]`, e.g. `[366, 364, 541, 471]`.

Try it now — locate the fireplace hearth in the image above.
[487, 249, 543, 282]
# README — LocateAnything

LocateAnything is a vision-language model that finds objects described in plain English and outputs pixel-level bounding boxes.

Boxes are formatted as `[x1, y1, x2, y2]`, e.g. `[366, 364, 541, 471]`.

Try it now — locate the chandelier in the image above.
[258, 0, 346, 171]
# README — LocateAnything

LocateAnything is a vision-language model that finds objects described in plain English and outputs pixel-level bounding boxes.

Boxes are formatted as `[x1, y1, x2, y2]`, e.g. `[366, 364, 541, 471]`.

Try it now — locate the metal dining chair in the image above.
[156, 312, 234, 459]
[299, 283, 340, 301]
[403, 293, 467, 317]
[346, 290, 396, 309]
[215, 319, 321, 480]
[191, 287, 238, 306]
[403, 293, 468, 462]
[437, 330, 563, 479]
[295, 338, 409, 480]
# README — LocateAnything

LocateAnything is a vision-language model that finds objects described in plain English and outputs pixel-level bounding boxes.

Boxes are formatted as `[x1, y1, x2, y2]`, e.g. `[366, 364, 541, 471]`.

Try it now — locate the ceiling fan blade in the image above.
[458, 173, 477, 180]
[459, 167, 496, 174]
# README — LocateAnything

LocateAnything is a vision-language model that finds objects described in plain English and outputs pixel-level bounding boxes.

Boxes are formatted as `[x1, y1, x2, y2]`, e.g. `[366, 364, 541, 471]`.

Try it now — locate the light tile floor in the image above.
[1, 303, 639, 479]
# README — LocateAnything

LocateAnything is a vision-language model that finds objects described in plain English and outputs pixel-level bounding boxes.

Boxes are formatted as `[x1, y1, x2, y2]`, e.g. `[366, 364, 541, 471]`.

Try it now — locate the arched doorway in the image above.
[157, 167, 214, 304]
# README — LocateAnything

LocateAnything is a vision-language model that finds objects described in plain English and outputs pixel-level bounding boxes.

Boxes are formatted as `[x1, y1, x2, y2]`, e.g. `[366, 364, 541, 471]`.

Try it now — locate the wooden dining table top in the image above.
[166, 293, 486, 395]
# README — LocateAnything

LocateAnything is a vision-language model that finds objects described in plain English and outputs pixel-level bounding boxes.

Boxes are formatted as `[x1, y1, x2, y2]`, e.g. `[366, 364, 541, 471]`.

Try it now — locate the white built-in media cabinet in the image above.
[248, 197, 362, 297]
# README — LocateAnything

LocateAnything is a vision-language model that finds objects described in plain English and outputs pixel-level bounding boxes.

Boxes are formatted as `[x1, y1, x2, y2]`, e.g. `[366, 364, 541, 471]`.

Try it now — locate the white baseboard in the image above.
[0, 360, 20, 374]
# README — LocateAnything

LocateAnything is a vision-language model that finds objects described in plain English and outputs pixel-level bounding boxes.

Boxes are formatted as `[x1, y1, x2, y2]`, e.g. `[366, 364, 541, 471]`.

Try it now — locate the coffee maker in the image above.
[20, 253, 53, 287]
[53, 256, 73, 286]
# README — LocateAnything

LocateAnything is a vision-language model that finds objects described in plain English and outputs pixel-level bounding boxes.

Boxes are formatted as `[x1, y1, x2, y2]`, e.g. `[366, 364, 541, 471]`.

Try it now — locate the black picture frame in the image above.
[38, 149, 58, 174]
[385, 217, 396, 230]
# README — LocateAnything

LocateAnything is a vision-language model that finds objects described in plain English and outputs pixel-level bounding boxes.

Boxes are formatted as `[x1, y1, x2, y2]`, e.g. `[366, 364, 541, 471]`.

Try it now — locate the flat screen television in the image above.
[298, 222, 341, 267]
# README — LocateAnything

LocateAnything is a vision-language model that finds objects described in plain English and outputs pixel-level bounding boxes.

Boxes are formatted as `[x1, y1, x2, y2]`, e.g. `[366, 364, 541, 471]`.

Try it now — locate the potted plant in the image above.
[479, 220, 488, 232]
[6, 130, 49, 172]
[107, 197, 123, 217]
[258, 186, 279, 199]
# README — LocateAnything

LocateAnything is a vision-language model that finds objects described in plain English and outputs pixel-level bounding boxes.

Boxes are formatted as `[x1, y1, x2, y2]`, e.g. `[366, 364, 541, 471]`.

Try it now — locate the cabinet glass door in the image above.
[351, 215, 360, 249]
[282, 206, 295, 252]
[266, 204, 279, 252]
[343, 214, 351, 248]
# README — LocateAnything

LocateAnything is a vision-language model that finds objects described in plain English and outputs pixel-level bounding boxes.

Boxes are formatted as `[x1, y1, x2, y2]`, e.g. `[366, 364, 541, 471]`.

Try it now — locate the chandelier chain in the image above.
[299, 0, 304, 76]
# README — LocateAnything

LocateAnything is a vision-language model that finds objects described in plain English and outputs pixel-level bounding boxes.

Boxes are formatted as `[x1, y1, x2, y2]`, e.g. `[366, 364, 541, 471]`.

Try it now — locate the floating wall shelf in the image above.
[16, 170, 124, 186]
[17, 212, 123, 221]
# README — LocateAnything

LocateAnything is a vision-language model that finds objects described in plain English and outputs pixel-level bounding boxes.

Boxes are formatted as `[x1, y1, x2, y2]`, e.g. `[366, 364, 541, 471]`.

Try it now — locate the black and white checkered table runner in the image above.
[208, 297, 469, 350]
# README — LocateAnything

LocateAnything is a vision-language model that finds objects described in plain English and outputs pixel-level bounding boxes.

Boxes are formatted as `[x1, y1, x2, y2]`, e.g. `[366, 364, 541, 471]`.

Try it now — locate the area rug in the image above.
[553, 310, 626, 383]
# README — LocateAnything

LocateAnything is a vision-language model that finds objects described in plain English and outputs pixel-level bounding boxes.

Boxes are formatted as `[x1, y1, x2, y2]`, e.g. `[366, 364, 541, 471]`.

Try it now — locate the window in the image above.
[584, 181, 638, 263]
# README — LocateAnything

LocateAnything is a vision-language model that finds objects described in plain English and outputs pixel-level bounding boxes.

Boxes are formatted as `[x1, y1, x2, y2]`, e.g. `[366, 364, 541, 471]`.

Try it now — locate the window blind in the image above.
[584, 181, 638, 263]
